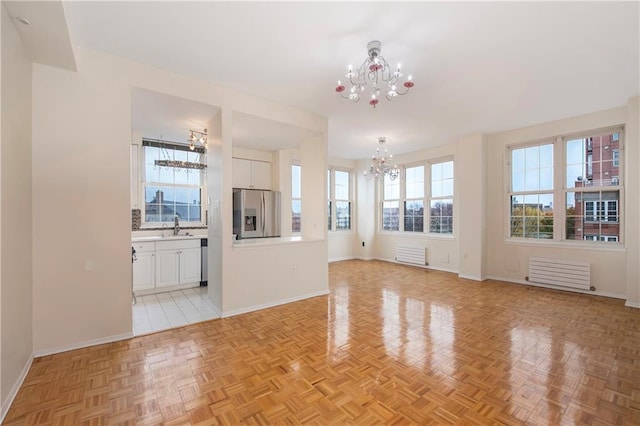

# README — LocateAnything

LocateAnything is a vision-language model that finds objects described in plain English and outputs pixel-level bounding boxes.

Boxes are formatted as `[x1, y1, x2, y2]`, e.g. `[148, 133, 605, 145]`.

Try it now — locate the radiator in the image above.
[396, 245, 426, 266]
[528, 257, 592, 291]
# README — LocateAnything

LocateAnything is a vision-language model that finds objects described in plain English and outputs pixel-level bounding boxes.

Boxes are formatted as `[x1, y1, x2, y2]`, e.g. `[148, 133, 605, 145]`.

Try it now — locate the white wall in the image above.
[31, 47, 328, 354]
[1, 5, 34, 418]
[486, 105, 635, 299]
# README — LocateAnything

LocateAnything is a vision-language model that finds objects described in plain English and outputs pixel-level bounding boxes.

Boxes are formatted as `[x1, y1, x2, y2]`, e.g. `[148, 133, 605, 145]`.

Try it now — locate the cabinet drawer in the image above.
[132, 241, 155, 252]
[155, 238, 201, 251]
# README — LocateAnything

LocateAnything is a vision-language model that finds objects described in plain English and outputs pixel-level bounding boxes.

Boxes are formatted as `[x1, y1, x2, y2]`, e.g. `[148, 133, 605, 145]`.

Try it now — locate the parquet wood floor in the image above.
[4, 260, 640, 425]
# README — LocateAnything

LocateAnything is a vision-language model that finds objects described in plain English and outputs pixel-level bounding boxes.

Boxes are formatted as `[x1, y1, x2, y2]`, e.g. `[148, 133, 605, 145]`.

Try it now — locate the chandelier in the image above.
[188, 129, 208, 151]
[335, 40, 414, 108]
[364, 137, 399, 180]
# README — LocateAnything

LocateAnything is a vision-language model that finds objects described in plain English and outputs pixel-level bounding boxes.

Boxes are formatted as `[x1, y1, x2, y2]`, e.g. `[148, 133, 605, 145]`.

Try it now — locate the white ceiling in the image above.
[7, 1, 640, 159]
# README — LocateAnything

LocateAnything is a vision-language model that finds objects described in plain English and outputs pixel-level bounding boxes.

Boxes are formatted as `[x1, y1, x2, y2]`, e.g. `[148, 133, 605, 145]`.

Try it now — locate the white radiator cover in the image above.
[528, 257, 592, 291]
[396, 245, 426, 266]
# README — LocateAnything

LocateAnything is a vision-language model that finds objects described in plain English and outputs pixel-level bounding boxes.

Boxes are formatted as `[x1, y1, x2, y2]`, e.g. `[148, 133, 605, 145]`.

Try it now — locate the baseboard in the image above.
[487, 274, 626, 300]
[221, 289, 330, 318]
[356, 256, 374, 261]
[625, 300, 640, 309]
[328, 256, 356, 263]
[1, 352, 34, 423]
[457, 274, 486, 281]
[34, 332, 134, 358]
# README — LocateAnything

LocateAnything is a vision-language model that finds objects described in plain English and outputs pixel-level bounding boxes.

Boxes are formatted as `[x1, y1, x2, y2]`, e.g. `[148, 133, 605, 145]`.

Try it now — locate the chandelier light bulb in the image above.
[335, 40, 415, 108]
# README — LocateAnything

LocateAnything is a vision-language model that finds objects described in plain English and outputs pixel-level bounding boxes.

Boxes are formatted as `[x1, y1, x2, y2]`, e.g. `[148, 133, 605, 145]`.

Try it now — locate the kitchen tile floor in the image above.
[132, 287, 219, 336]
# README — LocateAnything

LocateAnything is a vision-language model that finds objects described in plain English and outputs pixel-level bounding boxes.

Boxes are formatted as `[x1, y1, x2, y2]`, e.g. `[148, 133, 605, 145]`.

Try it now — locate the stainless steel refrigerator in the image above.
[233, 189, 281, 239]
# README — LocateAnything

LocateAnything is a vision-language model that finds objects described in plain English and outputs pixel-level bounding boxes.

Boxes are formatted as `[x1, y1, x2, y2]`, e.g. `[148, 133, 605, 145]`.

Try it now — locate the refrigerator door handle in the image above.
[261, 192, 266, 237]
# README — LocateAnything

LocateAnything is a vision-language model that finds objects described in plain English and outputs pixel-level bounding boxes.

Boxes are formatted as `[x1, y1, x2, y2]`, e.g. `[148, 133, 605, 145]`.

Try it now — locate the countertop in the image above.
[132, 234, 206, 243]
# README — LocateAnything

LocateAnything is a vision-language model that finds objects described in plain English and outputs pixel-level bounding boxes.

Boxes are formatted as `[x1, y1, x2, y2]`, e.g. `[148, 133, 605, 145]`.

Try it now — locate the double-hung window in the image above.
[328, 168, 352, 231]
[509, 143, 554, 239]
[142, 140, 205, 226]
[292, 163, 302, 233]
[508, 127, 623, 243]
[565, 130, 622, 243]
[404, 165, 424, 232]
[382, 174, 400, 231]
[429, 161, 454, 234]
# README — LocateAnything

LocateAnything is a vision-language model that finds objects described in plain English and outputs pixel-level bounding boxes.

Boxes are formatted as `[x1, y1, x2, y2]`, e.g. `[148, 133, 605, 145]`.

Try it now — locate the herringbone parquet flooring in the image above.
[4, 260, 640, 425]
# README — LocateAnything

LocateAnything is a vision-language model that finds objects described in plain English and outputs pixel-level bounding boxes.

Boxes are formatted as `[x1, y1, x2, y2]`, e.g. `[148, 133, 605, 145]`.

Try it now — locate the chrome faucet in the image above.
[173, 215, 180, 235]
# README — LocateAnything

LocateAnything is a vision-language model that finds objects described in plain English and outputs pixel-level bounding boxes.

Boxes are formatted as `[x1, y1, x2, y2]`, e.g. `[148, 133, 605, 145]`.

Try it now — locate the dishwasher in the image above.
[200, 238, 208, 285]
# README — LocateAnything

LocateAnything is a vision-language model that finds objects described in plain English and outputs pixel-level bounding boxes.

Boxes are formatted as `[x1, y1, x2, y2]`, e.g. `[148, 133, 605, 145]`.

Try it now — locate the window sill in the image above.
[505, 238, 626, 252]
[377, 231, 455, 240]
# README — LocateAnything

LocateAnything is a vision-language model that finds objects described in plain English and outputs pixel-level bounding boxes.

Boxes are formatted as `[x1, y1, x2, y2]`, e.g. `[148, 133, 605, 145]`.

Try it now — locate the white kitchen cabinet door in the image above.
[132, 251, 155, 291]
[179, 247, 202, 284]
[155, 250, 180, 288]
[250, 160, 272, 190]
[232, 158, 252, 189]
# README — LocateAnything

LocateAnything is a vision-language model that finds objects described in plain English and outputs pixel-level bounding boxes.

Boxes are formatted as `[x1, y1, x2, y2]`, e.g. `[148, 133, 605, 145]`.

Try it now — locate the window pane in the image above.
[511, 144, 553, 192]
[292, 200, 301, 232]
[327, 170, 331, 199]
[336, 201, 351, 230]
[405, 166, 424, 199]
[292, 165, 301, 198]
[404, 200, 424, 232]
[510, 193, 553, 239]
[384, 174, 399, 200]
[327, 200, 332, 231]
[382, 201, 399, 231]
[335, 170, 350, 200]
[566, 190, 619, 241]
[566, 131, 621, 188]
[431, 161, 453, 197]
[429, 199, 453, 234]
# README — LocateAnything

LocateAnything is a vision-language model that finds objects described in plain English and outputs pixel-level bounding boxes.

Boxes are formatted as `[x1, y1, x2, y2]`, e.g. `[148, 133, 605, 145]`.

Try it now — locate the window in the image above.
[404, 165, 424, 232]
[509, 127, 623, 243]
[328, 168, 352, 231]
[292, 164, 301, 233]
[142, 140, 205, 226]
[380, 159, 454, 234]
[566, 129, 621, 242]
[429, 161, 454, 234]
[509, 143, 554, 239]
[382, 174, 400, 231]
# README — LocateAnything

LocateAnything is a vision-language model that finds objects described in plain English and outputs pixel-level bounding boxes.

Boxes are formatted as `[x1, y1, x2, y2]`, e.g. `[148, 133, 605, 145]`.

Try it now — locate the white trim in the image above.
[221, 290, 329, 318]
[328, 256, 356, 263]
[356, 256, 375, 261]
[458, 274, 486, 281]
[33, 332, 133, 358]
[487, 274, 626, 300]
[625, 300, 640, 309]
[1, 352, 34, 423]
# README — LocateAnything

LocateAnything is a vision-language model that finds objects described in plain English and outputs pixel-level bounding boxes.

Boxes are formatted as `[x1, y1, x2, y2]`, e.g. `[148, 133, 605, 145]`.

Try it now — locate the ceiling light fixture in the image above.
[188, 129, 207, 151]
[335, 40, 414, 108]
[364, 137, 399, 180]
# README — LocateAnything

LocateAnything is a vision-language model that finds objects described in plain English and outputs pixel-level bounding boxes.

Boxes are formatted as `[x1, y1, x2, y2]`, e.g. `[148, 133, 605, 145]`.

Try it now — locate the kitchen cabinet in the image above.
[155, 239, 202, 289]
[132, 238, 201, 294]
[232, 158, 272, 190]
[132, 242, 155, 291]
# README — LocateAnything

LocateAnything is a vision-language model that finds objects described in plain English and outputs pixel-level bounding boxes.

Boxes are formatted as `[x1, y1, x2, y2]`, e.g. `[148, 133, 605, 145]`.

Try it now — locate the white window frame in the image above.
[506, 126, 624, 245]
[140, 140, 207, 228]
[328, 167, 353, 232]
